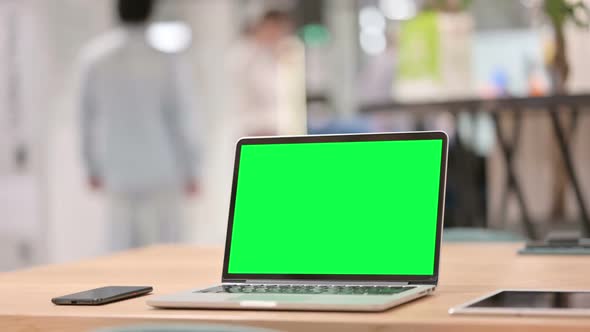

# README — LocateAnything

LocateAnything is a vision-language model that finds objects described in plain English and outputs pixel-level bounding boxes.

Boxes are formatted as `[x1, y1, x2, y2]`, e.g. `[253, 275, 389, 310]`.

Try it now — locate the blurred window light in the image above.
[379, 0, 417, 21]
[360, 28, 386, 55]
[146, 21, 192, 54]
[359, 6, 386, 31]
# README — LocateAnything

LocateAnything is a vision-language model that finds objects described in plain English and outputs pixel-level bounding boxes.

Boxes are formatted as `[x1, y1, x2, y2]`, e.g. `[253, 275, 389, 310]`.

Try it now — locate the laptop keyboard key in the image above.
[198, 285, 414, 296]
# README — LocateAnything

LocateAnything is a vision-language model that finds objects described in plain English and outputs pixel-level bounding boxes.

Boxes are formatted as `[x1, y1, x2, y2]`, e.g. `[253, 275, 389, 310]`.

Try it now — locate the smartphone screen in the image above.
[52, 286, 152, 305]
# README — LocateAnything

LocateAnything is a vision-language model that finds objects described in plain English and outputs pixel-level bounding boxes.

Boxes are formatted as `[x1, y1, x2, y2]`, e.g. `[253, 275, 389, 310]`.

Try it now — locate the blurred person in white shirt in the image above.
[79, 0, 199, 251]
[228, 10, 306, 138]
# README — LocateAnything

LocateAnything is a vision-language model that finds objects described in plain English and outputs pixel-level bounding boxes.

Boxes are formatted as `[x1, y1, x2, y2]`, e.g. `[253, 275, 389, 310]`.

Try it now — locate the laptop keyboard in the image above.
[198, 284, 413, 296]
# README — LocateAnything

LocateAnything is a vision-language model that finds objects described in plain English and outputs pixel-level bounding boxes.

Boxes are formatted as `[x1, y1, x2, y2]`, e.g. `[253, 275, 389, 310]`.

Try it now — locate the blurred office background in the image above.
[2, 0, 590, 270]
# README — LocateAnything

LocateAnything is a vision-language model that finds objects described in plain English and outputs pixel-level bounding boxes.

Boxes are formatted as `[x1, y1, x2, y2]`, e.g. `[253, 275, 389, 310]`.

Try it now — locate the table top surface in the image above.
[1, 243, 589, 330]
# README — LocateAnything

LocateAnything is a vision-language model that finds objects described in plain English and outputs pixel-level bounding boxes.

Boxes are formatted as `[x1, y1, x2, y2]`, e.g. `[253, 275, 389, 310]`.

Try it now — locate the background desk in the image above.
[1, 243, 589, 332]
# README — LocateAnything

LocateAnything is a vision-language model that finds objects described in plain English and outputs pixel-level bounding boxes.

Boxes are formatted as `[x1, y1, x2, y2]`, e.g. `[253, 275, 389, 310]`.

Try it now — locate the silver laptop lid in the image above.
[221, 132, 448, 285]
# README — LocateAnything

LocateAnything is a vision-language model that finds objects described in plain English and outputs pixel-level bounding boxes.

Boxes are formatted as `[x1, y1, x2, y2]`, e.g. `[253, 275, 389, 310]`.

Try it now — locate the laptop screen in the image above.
[226, 137, 444, 277]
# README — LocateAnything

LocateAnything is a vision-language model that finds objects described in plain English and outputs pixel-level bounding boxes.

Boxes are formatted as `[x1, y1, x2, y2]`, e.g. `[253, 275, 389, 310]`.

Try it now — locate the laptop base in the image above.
[147, 285, 435, 312]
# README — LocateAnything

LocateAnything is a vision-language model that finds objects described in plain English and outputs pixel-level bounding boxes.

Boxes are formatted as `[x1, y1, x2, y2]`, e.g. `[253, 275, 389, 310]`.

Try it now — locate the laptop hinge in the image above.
[224, 280, 410, 286]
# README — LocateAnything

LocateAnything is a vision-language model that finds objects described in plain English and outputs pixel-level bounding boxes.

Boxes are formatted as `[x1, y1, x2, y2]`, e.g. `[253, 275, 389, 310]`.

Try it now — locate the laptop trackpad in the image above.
[231, 294, 311, 303]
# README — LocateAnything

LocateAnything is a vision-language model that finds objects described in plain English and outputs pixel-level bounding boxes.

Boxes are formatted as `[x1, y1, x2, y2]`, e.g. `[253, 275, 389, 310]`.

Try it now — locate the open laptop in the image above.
[147, 131, 448, 312]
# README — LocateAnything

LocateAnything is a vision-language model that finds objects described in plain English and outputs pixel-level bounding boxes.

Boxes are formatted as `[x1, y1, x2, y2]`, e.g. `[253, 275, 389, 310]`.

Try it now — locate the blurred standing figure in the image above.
[229, 10, 305, 137]
[80, 0, 198, 251]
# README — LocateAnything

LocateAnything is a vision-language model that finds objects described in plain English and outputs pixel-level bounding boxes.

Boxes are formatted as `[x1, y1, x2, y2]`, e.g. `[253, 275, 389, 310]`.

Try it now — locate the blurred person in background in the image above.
[358, 29, 398, 105]
[228, 10, 305, 137]
[357, 28, 411, 133]
[80, 0, 199, 251]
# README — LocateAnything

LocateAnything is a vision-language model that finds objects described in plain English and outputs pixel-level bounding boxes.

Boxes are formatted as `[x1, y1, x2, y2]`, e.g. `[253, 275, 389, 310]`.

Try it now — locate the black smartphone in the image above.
[51, 286, 153, 305]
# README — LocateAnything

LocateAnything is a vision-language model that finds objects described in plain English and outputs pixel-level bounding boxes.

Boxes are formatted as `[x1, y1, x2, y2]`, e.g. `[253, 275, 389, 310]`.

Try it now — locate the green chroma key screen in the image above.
[228, 139, 443, 275]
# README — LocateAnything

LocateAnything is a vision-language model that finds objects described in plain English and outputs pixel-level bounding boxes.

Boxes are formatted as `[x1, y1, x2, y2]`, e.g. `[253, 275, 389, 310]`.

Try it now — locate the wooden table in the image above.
[1, 243, 589, 331]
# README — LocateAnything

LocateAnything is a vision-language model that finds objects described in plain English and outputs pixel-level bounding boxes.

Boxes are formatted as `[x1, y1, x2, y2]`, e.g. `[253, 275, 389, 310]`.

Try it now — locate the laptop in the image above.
[147, 131, 448, 312]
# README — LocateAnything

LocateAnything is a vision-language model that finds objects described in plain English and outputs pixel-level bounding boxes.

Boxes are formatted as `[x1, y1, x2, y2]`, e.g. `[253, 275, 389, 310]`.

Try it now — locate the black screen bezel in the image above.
[221, 131, 448, 284]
